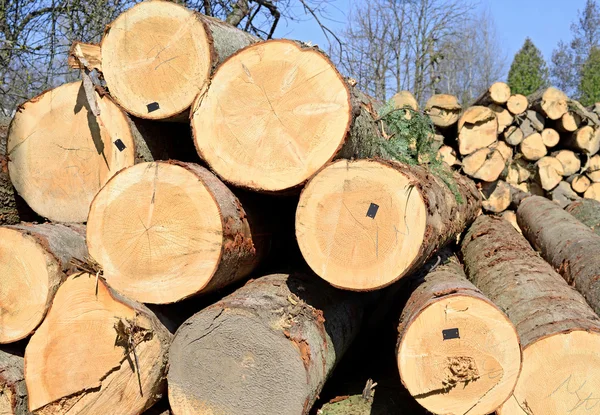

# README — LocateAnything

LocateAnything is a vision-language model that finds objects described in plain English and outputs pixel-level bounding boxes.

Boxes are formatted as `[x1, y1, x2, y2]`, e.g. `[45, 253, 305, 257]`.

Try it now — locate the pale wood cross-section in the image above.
[424, 94, 462, 128]
[506, 94, 527, 115]
[457, 106, 498, 155]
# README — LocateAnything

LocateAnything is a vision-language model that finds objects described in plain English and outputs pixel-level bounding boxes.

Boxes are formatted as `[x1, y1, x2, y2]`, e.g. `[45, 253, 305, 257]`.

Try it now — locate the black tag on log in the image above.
[443, 328, 460, 340]
[366, 203, 379, 219]
[147, 102, 160, 112]
[113, 139, 126, 152]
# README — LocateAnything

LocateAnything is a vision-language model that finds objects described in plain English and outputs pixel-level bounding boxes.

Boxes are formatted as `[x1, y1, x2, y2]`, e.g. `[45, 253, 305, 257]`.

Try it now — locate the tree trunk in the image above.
[24, 273, 171, 414]
[568, 173, 591, 193]
[565, 125, 600, 155]
[87, 161, 267, 304]
[7, 81, 193, 223]
[473, 82, 511, 106]
[481, 180, 511, 213]
[519, 132, 546, 161]
[527, 87, 568, 120]
[191, 39, 383, 193]
[0, 348, 29, 415]
[506, 94, 527, 115]
[100, 1, 257, 120]
[457, 106, 498, 155]
[396, 258, 521, 415]
[462, 215, 600, 415]
[424, 94, 462, 128]
[503, 125, 524, 146]
[518, 195, 600, 316]
[565, 199, 600, 235]
[0, 223, 87, 344]
[295, 158, 480, 291]
[168, 273, 365, 415]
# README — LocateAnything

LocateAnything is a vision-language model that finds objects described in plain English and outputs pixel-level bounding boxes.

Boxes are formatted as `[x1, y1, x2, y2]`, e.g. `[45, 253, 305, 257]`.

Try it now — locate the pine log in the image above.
[25, 273, 171, 414]
[585, 182, 600, 200]
[437, 145, 459, 167]
[519, 132, 547, 161]
[191, 40, 383, 193]
[503, 125, 524, 146]
[506, 94, 527, 115]
[391, 91, 418, 110]
[535, 156, 564, 190]
[489, 104, 513, 133]
[168, 273, 364, 415]
[100, 1, 257, 120]
[457, 106, 498, 155]
[473, 82, 511, 106]
[481, 180, 511, 213]
[518, 195, 600, 316]
[462, 141, 512, 182]
[541, 127, 560, 147]
[424, 94, 462, 128]
[549, 181, 581, 208]
[7, 81, 183, 223]
[0, 348, 29, 415]
[527, 87, 568, 120]
[505, 159, 532, 184]
[0, 223, 87, 344]
[555, 111, 581, 133]
[396, 258, 521, 415]
[565, 125, 600, 155]
[462, 215, 600, 415]
[553, 150, 581, 176]
[87, 161, 267, 304]
[567, 173, 591, 193]
[586, 154, 600, 182]
[499, 210, 521, 233]
[295, 159, 480, 291]
[565, 199, 600, 235]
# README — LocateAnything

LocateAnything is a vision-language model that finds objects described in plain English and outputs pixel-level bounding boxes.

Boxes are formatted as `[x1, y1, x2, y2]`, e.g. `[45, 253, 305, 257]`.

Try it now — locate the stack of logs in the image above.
[393, 83, 600, 215]
[3, 2, 600, 415]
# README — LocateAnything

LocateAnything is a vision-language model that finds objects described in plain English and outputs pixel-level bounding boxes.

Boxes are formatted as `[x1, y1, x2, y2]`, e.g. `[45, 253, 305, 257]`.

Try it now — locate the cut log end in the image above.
[506, 94, 527, 115]
[87, 161, 261, 304]
[398, 294, 520, 415]
[457, 106, 498, 155]
[296, 159, 426, 291]
[101, 1, 213, 119]
[391, 91, 418, 111]
[192, 40, 351, 192]
[24, 273, 170, 414]
[530, 87, 568, 120]
[424, 94, 461, 128]
[569, 174, 591, 193]
[536, 156, 564, 191]
[541, 128, 560, 148]
[481, 181, 511, 213]
[585, 182, 600, 201]
[567, 126, 600, 155]
[519, 133, 547, 161]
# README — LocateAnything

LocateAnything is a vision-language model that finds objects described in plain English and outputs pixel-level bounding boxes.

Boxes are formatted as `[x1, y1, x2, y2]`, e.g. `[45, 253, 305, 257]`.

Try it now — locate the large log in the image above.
[396, 259, 521, 415]
[541, 127, 560, 147]
[25, 273, 171, 414]
[0, 347, 29, 415]
[457, 106, 498, 155]
[168, 273, 364, 415]
[424, 94, 462, 128]
[87, 161, 267, 304]
[100, 1, 256, 120]
[473, 82, 511, 106]
[0, 223, 87, 344]
[6, 81, 191, 223]
[565, 198, 600, 234]
[518, 195, 600, 315]
[462, 141, 512, 182]
[462, 215, 600, 415]
[295, 159, 480, 291]
[527, 87, 568, 120]
[191, 39, 383, 193]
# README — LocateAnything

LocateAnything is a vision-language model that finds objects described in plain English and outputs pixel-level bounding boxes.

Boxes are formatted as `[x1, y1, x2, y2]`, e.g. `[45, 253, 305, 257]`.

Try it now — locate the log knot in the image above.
[444, 356, 480, 389]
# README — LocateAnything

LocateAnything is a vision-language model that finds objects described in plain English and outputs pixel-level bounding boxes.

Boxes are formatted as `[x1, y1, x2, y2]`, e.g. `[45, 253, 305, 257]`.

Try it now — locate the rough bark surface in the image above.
[517, 195, 600, 315]
[168, 273, 365, 415]
[565, 199, 600, 235]
[197, 14, 258, 67]
[0, 347, 30, 415]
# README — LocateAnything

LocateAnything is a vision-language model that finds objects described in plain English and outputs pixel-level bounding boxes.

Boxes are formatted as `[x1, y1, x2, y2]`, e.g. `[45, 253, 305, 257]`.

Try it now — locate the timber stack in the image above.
[2, 1, 600, 415]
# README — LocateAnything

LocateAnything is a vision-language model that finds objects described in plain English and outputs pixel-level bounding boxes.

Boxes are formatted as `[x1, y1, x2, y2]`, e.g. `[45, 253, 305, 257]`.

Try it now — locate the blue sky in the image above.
[274, 0, 586, 78]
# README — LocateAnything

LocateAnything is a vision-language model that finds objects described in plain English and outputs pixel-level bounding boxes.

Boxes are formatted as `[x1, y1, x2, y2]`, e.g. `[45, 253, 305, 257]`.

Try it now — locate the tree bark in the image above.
[168, 273, 365, 415]
[396, 258, 521, 415]
[0, 347, 30, 415]
[527, 87, 568, 120]
[87, 161, 268, 304]
[0, 223, 87, 344]
[295, 158, 480, 291]
[461, 215, 600, 415]
[0, 118, 24, 225]
[565, 199, 600, 235]
[24, 273, 171, 414]
[518, 195, 600, 316]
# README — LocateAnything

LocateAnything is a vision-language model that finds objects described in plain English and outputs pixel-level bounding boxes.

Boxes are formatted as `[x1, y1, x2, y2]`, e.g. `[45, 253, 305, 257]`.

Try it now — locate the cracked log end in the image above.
[7, 81, 136, 222]
[24, 273, 170, 414]
[296, 159, 480, 291]
[87, 161, 264, 304]
[168, 273, 362, 415]
[397, 262, 521, 415]
[457, 106, 498, 156]
[191, 39, 352, 192]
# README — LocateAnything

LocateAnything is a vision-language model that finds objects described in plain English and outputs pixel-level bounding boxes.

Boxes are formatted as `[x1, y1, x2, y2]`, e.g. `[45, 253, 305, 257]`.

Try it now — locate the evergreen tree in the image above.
[507, 38, 550, 96]
[579, 47, 600, 105]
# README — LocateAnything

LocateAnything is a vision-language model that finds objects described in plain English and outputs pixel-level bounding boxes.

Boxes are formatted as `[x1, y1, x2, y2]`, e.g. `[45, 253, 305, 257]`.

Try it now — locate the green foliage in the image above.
[508, 38, 550, 95]
[377, 102, 463, 203]
[579, 47, 600, 106]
